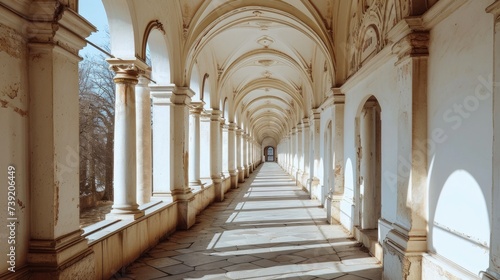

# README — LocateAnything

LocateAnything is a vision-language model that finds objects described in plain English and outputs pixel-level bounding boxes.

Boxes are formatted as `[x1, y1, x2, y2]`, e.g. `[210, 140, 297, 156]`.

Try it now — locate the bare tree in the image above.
[79, 50, 115, 204]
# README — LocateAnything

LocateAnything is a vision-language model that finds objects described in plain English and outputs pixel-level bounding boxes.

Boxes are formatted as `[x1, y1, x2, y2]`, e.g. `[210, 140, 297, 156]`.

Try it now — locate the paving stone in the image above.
[125, 265, 167, 280]
[195, 260, 234, 271]
[145, 257, 182, 268]
[158, 263, 194, 275]
[120, 164, 381, 279]
[227, 255, 261, 264]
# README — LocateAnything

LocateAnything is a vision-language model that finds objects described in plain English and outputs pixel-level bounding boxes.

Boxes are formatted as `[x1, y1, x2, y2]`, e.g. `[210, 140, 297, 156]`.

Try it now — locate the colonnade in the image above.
[105, 63, 262, 228]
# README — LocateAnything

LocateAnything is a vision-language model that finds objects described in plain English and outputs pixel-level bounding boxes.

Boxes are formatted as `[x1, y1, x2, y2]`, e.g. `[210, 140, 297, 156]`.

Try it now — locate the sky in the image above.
[79, 0, 109, 57]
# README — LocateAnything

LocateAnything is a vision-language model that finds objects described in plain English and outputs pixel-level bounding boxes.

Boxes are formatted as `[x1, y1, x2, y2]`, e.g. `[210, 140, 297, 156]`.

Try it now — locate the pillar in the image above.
[302, 119, 311, 186]
[292, 128, 298, 175]
[189, 102, 204, 189]
[243, 133, 250, 178]
[487, 2, 500, 278]
[106, 60, 145, 220]
[311, 110, 321, 180]
[221, 119, 228, 176]
[237, 129, 245, 183]
[297, 124, 304, 182]
[150, 85, 174, 199]
[27, 5, 95, 278]
[211, 110, 224, 201]
[383, 31, 429, 279]
[332, 91, 345, 195]
[136, 73, 152, 205]
[228, 123, 238, 188]
[171, 87, 195, 229]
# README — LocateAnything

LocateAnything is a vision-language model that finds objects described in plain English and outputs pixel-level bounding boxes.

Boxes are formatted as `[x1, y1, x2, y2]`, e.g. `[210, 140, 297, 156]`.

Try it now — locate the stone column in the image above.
[383, 31, 429, 279]
[189, 102, 204, 189]
[297, 124, 304, 182]
[243, 133, 250, 178]
[288, 133, 294, 174]
[292, 128, 298, 175]
[249, 138, 254, 173]
[106, 61, 145, 220]
[27, 6, 95, 278]
[487, 2, 500, 278]
[210, 110, 224, 201]
[221, 119, 228, 176]
[150, 85, 174, 198]
[302, 119, 311, 185]
[136, 73, 152, 205]
[237, 129, 245, 183]
[228, 123, 238, 188]
[171, 87, 195, 229]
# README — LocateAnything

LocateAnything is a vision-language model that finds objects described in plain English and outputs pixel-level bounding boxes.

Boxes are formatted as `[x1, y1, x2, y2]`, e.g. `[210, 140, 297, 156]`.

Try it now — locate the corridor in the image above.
[116, 163, 381, 280]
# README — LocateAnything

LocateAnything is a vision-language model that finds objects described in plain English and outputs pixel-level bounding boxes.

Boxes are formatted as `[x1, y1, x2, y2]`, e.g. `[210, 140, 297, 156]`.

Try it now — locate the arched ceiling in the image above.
[184, 0, 335, 144]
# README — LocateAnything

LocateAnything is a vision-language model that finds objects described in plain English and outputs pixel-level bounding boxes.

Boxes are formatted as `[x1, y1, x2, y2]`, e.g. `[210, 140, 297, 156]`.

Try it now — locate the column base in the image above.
[244, 165, 250, 178]
[229, 170, 238, 189]
[28, 230, 95, 280]
[177, 196, 196, 230]
[383, 226, 427, 280]
[238, 168, 245, 183]
[106, 208, 145, 220]
[212, 177, 224, 202]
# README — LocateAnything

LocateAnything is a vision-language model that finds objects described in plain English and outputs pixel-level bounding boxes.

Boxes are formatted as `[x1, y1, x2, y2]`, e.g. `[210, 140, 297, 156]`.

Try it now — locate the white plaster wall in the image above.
[427, 0, 493, 275]
[0, 22, 29, 274]
[341, 57, 399, 232]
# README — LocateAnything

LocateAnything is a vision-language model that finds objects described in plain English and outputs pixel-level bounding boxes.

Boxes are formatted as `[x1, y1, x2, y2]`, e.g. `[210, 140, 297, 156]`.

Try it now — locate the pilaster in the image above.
[27, 4, 95, 278]
[486, 2, 500, 279]
[383, 30, 430, 280]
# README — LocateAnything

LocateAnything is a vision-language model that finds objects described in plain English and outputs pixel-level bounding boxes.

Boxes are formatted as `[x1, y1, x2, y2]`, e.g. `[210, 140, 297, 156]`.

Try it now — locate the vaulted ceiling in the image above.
[103, 0, 436, 144]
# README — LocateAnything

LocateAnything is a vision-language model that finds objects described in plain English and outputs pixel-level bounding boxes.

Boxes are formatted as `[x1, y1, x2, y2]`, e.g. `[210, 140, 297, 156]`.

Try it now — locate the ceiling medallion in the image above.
[262, 71, 272, 78]
[257, 35, 274, 48]
[257, 59, 276, 67]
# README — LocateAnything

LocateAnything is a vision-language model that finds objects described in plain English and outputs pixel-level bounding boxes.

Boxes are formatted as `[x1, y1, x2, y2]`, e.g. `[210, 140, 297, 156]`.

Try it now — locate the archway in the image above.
[265, 146, 275, 162]
[357, 96, 381, 230]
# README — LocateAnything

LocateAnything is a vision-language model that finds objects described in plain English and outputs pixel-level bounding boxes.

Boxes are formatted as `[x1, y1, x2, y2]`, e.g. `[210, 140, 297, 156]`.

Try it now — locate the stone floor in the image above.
[113, 163, 382, 280]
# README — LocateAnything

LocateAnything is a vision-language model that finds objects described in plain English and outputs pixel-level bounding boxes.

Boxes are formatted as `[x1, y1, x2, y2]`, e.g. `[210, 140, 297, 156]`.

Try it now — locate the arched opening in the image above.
[357, 96, 382, 230]
[265, 146, 275, 162]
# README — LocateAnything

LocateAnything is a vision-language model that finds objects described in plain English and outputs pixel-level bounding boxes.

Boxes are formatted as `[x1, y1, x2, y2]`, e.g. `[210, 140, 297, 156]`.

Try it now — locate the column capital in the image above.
[189, 101, 205, 114]
[236, 128, 244, 135]
[391, 31, 430, 63]
[228, 122, 237, 130]
[107, 58, 149, 84]
[172, 86, 194, 105]
[487, 1, 500, 21]
[209, 109, 222, 121]
[150, 85, 175, 103]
